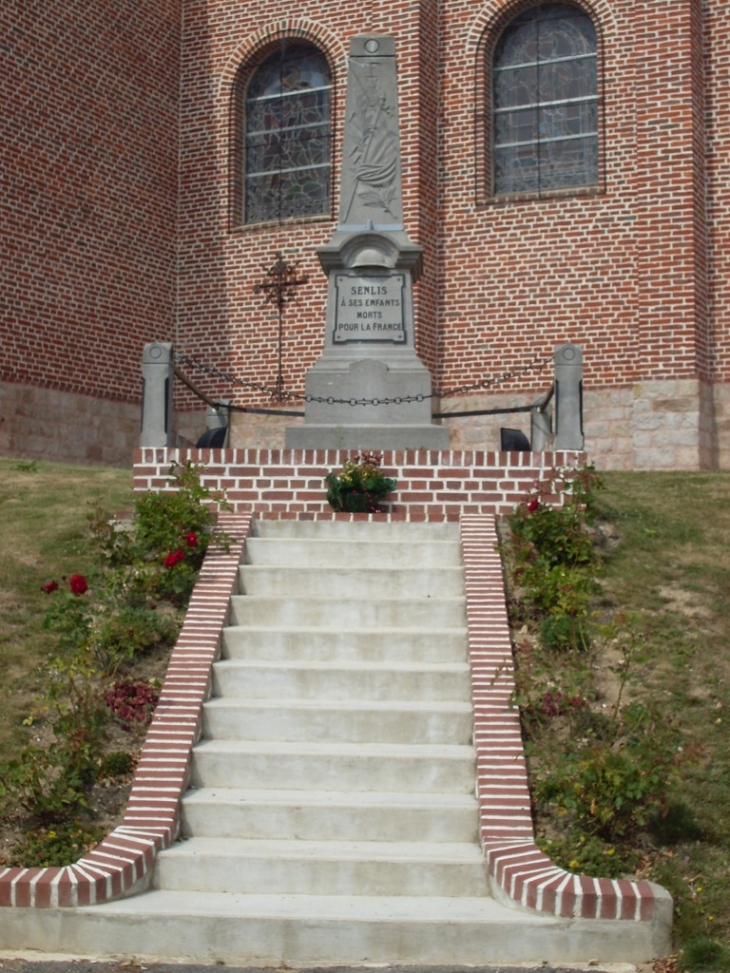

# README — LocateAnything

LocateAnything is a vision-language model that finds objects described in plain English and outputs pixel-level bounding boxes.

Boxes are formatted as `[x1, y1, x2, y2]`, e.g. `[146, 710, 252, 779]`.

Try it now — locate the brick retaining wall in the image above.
[132, 447, 584, 516]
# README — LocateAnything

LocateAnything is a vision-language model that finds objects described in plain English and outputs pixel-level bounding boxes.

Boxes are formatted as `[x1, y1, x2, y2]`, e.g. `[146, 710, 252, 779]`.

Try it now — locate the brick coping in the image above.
[0, 509, 663, 923]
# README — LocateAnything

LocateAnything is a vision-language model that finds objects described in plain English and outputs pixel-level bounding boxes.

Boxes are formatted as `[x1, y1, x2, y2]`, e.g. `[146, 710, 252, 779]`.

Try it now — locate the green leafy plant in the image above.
[13, 460, 39, 473]
[537, 833, 637, 880]
[540, 613, 592, 652]
[535, 718, 680, 840]
[12, 822, 105, 868]
[325, 451, 396, 512]
[95, 605, 179, 673]
[504, 467, 685, 875]
[91, 460, 231, 607]
[0, 747, 87, 824]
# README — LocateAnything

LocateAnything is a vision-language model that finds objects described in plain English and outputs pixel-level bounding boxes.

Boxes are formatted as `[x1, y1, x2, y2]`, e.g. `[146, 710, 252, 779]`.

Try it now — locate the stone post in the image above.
[206, 401, 230, 432]
[554, 343, 584, 450]
[140, 342, 174, 447]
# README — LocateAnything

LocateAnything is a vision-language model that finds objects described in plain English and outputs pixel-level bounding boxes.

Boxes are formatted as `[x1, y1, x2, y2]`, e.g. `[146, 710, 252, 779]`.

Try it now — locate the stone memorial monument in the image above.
[286, 35, 449, 450]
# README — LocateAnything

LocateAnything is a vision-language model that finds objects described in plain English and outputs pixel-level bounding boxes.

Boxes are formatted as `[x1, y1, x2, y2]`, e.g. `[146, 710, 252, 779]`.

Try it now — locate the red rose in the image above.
[527, 498, 539, 512]
[41, 580, 59, 594]
[163, 549, 185, 568]
[69, 574, 88, 595]
[186, 531, 198, 548]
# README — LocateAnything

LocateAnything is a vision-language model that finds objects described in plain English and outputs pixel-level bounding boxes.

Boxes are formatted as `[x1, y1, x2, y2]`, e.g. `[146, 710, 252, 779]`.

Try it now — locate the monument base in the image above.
[285, 423, 450, 451]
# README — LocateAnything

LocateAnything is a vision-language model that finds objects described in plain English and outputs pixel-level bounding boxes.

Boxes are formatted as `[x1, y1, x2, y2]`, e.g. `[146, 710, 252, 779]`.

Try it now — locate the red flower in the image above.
[527, 498, 540, 512]
[185, 531, 198, 548]
[163, 549, 185, 568]
[41, 580, 59, 594]
[69, 574, 88, 596]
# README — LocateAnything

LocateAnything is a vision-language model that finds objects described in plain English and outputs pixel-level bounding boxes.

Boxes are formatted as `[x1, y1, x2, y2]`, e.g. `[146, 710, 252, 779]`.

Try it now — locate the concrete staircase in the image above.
[24, 518, 657, 964]
[162, 519, 484, 911]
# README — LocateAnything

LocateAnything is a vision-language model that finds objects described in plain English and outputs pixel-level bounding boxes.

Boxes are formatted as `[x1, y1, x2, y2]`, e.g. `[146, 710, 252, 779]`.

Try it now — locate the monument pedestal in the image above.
[286, 355, 449, 449]
[286, 424, 448, 450]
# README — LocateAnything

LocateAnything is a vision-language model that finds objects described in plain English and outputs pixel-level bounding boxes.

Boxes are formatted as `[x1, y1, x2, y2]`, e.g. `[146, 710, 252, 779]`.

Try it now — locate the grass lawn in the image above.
[0, 458, 132, 755]
[597, 472, 730, 966]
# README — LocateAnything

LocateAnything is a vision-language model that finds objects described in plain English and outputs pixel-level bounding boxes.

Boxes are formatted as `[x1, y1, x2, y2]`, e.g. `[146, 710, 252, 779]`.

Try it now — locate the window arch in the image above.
[242, 42, 332, 225]
[491, 3, 598, 196]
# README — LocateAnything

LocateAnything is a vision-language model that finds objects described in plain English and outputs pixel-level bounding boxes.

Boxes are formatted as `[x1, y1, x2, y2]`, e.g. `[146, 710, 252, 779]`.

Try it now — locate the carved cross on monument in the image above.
[254, 251, 309, 401]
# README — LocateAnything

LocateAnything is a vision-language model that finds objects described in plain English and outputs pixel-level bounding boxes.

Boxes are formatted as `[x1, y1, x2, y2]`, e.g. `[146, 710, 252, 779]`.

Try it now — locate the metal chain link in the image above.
[173, 352, 552, 408]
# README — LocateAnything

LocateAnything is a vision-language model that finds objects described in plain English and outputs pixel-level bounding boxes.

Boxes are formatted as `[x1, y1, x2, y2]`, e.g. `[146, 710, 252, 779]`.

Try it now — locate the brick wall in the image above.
[3, 0, 730, 470]
[171, 0, 729, 469]
[0, 0, 182, 458]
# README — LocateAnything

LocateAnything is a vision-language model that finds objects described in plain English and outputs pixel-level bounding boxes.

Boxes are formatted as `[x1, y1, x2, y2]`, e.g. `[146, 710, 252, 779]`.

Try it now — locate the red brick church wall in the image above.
[2, 1, 729, 468]
[174, 0, 728, 469]
[0, 0, 182, 464]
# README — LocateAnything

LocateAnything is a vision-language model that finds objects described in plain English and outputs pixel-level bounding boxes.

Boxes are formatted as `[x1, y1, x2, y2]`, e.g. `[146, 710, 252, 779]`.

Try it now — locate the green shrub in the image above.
[12, 822, 105, 868]
[96, 605, 179, 672]
[681, 935, 730, 972]
[537, 833, 637, 880]
[540, 613, 592, 652]
[2, 461, 227, 836]
[535, 705, 681, 841]
[100, 751, 135, 778]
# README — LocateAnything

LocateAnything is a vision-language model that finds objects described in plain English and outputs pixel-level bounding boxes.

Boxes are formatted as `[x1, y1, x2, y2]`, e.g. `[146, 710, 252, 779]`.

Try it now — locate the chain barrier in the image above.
[173, 352, 552, 410]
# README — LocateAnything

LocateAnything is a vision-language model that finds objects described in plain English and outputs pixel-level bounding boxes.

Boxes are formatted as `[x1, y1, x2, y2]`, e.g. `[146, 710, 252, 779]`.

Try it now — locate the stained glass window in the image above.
[245, 44, 332, 224]
[492, 3, 598, 195]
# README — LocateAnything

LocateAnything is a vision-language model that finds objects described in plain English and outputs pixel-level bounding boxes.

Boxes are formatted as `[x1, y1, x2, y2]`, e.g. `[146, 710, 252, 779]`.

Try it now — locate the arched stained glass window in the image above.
[245, 43, 332, 224]
[492, 3, 598, 195]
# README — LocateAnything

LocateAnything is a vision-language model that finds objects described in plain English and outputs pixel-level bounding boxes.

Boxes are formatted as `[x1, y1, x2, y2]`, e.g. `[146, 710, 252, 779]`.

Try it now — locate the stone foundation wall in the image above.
[0, 382, 140, 467]
[584, 379, 725, 471]
[215, 381, 730, 471]
[8, 379, 728, 472]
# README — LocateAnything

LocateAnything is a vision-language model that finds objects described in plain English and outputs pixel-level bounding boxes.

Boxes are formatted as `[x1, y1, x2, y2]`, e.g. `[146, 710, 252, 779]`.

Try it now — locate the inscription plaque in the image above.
[333, 273, 406, 343]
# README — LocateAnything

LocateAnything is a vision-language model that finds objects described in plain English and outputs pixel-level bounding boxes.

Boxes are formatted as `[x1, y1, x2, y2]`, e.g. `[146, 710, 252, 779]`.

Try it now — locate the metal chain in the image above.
[173, 352, 552, 408]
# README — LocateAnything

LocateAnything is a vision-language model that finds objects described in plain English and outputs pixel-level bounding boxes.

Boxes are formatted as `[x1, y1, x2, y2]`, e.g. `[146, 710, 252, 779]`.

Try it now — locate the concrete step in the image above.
[155, 837, 490, 897]
[210, 659, 471, 701]
[180, 787, 479, 842]
[238, 564, 465, 597]
[190, 739, 476, 793]
[244, 537, 462, 568]
[46, 890, 652, 966]
[221, 625, 468, 663]
[228, 594, 466, 628]
[202, 697, 474, 744]
[252, 519, 460, 541]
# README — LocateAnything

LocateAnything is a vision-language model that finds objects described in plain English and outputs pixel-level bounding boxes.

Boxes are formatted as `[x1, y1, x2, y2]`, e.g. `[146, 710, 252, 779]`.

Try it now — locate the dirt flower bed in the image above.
[0, 462, 228, 870]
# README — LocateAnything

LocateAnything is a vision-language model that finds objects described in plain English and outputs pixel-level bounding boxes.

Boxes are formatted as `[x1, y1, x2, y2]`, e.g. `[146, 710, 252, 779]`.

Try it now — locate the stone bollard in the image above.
[141, 342, 174, 447]
[206, 400, 230, 432]
[554, 343, 584, 450]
